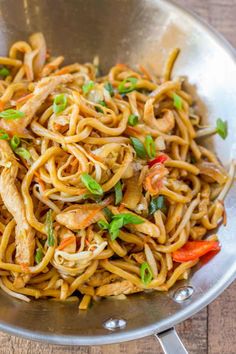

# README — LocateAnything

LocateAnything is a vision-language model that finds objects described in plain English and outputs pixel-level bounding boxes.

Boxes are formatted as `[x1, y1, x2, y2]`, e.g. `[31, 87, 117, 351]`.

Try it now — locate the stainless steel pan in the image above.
[0, 1, 235, 353]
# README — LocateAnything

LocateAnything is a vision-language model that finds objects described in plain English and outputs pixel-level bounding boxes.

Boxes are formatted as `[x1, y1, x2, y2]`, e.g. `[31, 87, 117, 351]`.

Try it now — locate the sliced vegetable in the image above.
[130, 137, 147, 159]
[0, 109, 24, 120]
[128, 114, 139, 126]
[173, 93, 182, 110]
[97, 220, 109, 230]
[15, 147, 31, 160]
[118, 77, 137, 94]
[82, 80, 94, 94]
[46, 210, 55, 246]
[172, 241, 221, 262]
[109, 213, 144, 241]
[148, 154, 168, 168]
[114, 181, 123, 205]
[10, 135, 20, 150]
[53, 94, 67, 114]
[96, 100, 107, 113]
[145, 135, 156, 159]
[35, 248, 43, 264]
[81, 173, 103, 196]
[0, 67, 10, 78]
[216, 118, 228, 140]
[103, 207, 113, 222]
[140, 262, 153, 285]
[104, 82, 114, 96]
[149, 195, 165, 215]
[57, 235, 76, 250]
[0, 129, 9, 140]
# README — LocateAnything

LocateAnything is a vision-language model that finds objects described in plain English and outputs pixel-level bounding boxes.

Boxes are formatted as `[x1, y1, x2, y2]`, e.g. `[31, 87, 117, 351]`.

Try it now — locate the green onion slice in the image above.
[97, 220, 109, 230]
[140, 262, 153, 285]
[46, 210, 54, 246]
[173, 93, 182, 110]
[82, 80, 94, 94]
[109, 213, 144, 241]
[104, 82, 114, 96]
[0, 67, 10, 78]
[216, 118, 228, 140]
[15, 147, 31, 160]
[145, 135, 156, 159]
[114, 181, 123, 205]
[0, 109, 24, 120]
[80, 173, 103, 196]
[10, 135, 20, 150]
[0, 129, 9, 140]
[53, 94, 67, 114]
[35, 248, 43, 264]
[118, 77, 137, 94]
[148, 196, 165, 215]
[128, 114, 138, 126]
[103, 207, 113, 222]
[130, 137, 147, 159]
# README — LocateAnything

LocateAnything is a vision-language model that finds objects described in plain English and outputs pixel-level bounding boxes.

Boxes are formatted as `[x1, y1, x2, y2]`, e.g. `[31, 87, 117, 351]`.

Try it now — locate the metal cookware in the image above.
[0, 1, 235, 353]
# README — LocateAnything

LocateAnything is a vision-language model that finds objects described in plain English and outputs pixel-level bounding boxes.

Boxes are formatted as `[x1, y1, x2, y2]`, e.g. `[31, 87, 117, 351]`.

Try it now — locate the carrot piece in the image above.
[172, 241, 221, 262]
[57, 235, 76, 251]
[15, 93, 33, 104]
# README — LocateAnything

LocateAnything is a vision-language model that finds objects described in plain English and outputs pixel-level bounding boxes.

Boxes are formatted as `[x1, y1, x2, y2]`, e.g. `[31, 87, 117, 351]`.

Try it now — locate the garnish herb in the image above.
[173, 93, 182, 110]
[53, 94, 67, 114]
[149, 196, 165, 215]
[104, 82, 114, 96]
[0, 67, 10, 77]
[144, 135, 156, 159]
[35, 248, 43, 264]
[80, 173, 103, 196]
[82, 80, 94, 94]
[128, 114, 138, 126]
[216, 118, 228, 140]
[114, 181, 122, 205]
[0, 109, 24, 120]
[10, 135, 20, 150]
[0, 129, 9, 140]
[130, 137, 147, 159]
[46, 210, 54, 246]
[15, 147, 31, 160]
[140, 262, 153, 285]
[118, 77, 137, 94]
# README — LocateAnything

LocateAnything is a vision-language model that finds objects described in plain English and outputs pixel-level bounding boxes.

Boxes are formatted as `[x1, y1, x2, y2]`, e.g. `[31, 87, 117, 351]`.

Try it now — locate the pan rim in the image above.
[0, 0, 235, 346]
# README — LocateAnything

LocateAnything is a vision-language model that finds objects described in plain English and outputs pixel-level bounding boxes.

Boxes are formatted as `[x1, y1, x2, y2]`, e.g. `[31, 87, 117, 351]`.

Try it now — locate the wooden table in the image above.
[1, 1, 235, 353]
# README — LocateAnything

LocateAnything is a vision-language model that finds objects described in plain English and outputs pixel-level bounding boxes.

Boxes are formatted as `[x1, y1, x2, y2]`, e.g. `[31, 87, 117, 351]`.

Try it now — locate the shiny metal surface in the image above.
[0, 0, 235, 346]
[156, 328, 188, 354]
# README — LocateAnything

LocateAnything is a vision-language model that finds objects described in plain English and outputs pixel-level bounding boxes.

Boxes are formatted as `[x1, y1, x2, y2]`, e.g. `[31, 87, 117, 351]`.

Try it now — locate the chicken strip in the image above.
[122, 208, 160, 238]
[87, 271, 119, 287]
[95, 280, 142, 296]
[56, 204, 104, 231]
[0, 74, 74, 136]
[0, 141, 35, 265]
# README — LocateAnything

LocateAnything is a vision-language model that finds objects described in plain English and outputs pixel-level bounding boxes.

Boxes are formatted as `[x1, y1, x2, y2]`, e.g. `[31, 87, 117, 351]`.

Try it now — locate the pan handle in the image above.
[155, 327, 188, 354]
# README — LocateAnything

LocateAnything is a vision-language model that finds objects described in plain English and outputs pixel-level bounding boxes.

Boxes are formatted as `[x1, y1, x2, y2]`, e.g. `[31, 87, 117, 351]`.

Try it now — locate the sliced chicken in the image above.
[122, 208, 160, 238]
[0, 74, 74, 136]
[87, 271, 119, 287]
[56, 204, 104, 231]
[0, 141, 35, 265]
[95, 280, 142, 296]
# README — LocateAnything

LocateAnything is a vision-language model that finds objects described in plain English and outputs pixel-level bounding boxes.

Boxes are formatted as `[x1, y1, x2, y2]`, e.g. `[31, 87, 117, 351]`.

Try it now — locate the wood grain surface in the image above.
[0, 0, 235, 353]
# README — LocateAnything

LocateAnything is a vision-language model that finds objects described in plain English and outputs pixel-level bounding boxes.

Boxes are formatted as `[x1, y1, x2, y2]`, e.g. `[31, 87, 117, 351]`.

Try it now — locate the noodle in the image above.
[0, 32, 233, 307]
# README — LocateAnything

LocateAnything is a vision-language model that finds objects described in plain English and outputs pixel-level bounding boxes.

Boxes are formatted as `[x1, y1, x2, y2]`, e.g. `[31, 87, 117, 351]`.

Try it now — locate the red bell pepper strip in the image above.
[148, 154, 168, 168]
[172, 241, 221, 262]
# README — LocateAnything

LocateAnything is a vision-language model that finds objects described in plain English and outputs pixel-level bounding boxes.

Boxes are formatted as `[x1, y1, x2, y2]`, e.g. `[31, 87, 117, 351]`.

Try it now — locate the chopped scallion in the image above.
[15, 147, 31, 160]
[82, 80, 94, 94]
[173, 93, 182, 110]
[114, 181, 123, 205]
[46, 210, 54, 246]
[128, 114, 138, 126]
[140, 262, 153, 285]
[130, 137, 147, 159]
[80, 173, 103, 196]
[216, 118, 228, 140]
[118, 77, 137, 94]
[144, 135, 156, 159]
[0, 109, 24, 120]
[10, 135, 20, 150]
[53, 94, 67, 114]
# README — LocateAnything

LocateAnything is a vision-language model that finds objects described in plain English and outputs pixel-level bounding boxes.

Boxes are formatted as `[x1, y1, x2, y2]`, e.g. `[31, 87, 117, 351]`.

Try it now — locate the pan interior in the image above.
[0, 0, 235, 345]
